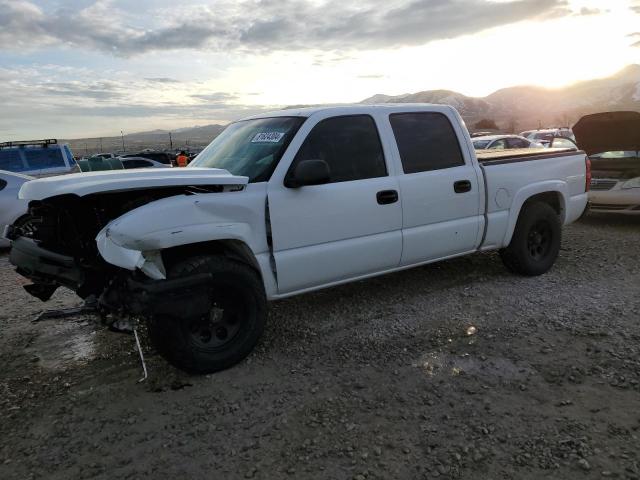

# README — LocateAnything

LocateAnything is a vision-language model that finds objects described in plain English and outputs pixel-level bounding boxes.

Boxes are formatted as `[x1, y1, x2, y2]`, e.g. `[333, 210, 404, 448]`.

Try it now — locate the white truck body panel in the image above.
[479, 155, 588, 249]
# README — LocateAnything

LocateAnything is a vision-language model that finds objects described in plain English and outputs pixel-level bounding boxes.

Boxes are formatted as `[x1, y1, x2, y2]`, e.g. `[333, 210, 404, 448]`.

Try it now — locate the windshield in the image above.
[473, 140, 491, 149]
[189, 116, 305, 182]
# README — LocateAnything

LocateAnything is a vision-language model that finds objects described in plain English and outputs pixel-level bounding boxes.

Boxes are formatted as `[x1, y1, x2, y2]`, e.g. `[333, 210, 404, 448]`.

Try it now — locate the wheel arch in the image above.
[161, 238, 262, 275]
[503, 182, 568, 246]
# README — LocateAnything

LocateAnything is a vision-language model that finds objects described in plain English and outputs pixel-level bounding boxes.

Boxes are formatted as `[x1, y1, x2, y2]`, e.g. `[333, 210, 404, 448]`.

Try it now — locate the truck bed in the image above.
[476, 148, 580, 165]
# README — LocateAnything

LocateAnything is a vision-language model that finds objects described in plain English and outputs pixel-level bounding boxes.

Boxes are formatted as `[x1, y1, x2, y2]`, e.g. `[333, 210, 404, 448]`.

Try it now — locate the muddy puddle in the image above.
[415, 350, 533, 381]
[27, 319, 101, 370]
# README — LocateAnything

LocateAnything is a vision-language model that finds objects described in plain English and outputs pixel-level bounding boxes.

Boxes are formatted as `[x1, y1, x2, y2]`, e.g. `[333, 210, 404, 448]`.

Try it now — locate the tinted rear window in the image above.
[390, 112, 465, 173]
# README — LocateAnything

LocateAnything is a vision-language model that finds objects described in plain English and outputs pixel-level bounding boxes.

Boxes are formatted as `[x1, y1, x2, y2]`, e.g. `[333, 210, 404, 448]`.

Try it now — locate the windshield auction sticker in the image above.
[251, 132, 285, 143]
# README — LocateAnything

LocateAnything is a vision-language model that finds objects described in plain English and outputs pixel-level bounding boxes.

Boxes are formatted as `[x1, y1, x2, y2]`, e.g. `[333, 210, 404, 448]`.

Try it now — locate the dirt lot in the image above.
[1, 214, 639, 480]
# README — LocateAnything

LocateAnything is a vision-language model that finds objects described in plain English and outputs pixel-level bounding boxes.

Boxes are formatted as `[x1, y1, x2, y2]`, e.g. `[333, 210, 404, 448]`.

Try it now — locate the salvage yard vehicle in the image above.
[573, 111, 640, 215]
[0, 171, 31, 248]
[4, 105, 589, 374]
[0, 139, 77, 177]
[472, 134, 542, 150]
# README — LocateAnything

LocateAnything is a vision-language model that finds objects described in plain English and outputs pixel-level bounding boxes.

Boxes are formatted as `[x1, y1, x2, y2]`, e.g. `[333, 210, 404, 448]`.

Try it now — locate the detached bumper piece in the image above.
[9, 237, 84, 300]
[123, 273, 214, 318]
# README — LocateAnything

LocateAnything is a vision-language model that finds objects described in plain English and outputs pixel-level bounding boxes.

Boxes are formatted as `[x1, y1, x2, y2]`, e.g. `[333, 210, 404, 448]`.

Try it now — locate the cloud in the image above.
[0, 64, 271, 138]
[144, 77, 180, 83]
[0, 0, 570, 56]
[357, 74, 385, 79]
[578, 7, 601, 15]
[629, 32, 640, 47]
[190, 92, 240, 103]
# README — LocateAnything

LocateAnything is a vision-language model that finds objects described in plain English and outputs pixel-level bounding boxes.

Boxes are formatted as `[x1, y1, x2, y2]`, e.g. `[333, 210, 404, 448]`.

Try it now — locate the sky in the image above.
[0, 0, 639, 139]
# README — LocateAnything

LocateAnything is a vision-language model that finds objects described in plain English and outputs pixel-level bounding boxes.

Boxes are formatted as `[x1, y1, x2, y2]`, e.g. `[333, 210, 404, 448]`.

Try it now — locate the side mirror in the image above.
[285, 159, 330, 188]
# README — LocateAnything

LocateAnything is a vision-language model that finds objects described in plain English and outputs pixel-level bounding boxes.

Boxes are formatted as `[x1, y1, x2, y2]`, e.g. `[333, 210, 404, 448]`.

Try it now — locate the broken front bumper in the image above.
[9, 237, 83, 287]
[8, 237, 84, 301]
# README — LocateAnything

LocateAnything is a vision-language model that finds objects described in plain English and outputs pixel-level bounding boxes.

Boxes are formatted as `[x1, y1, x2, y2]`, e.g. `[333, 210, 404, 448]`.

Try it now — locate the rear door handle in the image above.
[376, 190, 399, 205]
[453, 180, 472, 193]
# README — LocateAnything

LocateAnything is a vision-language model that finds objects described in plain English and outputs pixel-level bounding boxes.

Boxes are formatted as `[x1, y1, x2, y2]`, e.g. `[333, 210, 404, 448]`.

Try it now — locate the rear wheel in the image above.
[500, 202, 561, 276]
[147, 255, 266, 374]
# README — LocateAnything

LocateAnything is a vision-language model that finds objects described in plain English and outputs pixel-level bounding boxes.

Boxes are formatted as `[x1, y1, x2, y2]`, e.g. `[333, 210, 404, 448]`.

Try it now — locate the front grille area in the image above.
[590, 179, 618, 191]
[590, 203, 634, 211]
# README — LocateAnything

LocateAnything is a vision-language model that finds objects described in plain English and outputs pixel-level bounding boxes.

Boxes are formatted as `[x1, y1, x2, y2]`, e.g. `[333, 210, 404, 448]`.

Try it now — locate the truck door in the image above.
[267, 114, 403, 294]
[388, 112, 482, 265]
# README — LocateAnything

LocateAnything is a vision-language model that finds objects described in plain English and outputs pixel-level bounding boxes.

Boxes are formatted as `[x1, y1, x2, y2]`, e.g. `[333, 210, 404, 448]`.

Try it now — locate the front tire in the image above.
[500, 202, 561, 276]
[147, 255, 266, 374]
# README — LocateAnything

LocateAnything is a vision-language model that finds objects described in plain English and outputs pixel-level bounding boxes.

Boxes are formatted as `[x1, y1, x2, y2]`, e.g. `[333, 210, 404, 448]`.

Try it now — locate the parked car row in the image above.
[472, 133, 579, 152]
[519, 128, 575, 146]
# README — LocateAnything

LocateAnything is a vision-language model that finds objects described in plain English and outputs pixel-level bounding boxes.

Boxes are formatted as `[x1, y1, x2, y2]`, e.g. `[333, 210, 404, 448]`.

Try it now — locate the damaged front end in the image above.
[5, 181, 240, 331]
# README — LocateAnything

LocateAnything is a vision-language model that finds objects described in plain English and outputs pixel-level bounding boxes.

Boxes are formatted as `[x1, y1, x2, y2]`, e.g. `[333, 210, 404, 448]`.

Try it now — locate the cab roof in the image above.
[241, 103, 458, 120]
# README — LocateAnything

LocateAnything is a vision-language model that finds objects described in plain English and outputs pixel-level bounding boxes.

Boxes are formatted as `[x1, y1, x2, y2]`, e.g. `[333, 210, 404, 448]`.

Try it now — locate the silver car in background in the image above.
[472, 134, 543, 150]
[0, 171, 31, 248]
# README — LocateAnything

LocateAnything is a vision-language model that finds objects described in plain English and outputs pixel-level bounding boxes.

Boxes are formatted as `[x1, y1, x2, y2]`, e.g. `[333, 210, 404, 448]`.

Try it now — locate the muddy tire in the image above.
[500, 202, 561, 276]
[147, 255, 266, 374]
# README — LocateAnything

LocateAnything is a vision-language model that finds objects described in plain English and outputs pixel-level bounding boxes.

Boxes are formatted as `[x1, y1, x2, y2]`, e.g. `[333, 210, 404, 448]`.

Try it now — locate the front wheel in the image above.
[147, 255, 266, 374]
[500, 202, 561, 276]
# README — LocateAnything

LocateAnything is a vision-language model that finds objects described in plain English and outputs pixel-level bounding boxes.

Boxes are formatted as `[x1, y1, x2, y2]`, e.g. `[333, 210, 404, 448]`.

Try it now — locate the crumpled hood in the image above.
[18, 167, 249, 201]
[573, 111, 640, 156]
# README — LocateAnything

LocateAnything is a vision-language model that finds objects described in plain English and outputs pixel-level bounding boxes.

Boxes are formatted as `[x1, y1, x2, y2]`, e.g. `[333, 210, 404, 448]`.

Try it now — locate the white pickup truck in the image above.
[6, 105, 589, 374]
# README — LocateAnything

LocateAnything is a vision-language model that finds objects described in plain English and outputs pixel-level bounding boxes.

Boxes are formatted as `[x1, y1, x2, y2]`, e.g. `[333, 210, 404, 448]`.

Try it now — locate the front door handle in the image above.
[376, 190, 399, 205]
[453, 180, 472, 193]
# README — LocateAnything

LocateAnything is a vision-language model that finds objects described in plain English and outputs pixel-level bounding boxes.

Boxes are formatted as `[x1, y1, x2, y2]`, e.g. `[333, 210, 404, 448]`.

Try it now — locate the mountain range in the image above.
[361, 64, 640, 131]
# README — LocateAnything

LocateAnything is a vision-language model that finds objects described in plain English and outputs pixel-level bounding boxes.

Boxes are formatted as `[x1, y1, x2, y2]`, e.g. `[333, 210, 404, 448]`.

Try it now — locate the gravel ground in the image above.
[0, 214, 639, 480]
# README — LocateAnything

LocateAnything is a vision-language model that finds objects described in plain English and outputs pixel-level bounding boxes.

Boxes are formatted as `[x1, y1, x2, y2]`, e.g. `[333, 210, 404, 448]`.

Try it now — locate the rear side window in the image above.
[0, 179, 7, 191]
[293, 115, 387, 183]
[390, 112, 464, 173]
[0, 149, 27, 172]
[23, 147, 66, 170]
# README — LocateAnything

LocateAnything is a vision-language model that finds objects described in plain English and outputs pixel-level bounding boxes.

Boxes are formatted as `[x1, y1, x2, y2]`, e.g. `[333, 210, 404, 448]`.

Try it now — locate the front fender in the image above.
[96, 187, 268, 278]
[503, 181, 568, 246]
